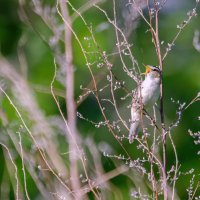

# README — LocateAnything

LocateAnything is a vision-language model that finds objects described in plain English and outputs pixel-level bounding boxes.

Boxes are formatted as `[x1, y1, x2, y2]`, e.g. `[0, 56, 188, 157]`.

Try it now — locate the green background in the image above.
[0, 0, 199, 199]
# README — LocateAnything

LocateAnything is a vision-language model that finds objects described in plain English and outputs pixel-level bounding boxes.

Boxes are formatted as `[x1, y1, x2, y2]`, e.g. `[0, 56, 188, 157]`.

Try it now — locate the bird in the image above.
[129, 65, 161, 143]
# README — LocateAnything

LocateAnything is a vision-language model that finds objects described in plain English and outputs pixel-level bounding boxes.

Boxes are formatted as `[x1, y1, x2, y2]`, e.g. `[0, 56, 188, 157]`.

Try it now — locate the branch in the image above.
[59, 1, 82, 199]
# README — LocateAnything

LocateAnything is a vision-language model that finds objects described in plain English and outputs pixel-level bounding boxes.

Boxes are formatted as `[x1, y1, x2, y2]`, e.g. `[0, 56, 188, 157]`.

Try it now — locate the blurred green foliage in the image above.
[0, 0, 200, 199]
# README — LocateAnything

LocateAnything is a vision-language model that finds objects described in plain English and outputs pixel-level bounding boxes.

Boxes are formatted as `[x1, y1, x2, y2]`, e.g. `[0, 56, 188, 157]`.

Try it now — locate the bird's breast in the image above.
[141, 77, 160, 106]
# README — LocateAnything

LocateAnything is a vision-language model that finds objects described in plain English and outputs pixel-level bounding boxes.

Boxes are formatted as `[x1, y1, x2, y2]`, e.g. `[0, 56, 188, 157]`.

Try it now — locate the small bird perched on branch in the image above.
[129, 65, 161, 143]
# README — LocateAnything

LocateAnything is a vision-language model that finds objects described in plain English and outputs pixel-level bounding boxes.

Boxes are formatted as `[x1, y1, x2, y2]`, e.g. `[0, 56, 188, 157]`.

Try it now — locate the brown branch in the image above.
[147, 0, 167, 198]
[154, 4, 167, 200]
[59, 1, 82, 199]
[56, 2, 101, 199]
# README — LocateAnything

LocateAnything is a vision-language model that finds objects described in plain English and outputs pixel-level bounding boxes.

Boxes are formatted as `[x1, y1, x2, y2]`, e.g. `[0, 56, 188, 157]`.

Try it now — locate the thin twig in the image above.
[18, 131, 31, 200]
[168, 132, 179, 200]
[0, 86, 73, 196]
[191, 180, 200, 200]
[62, 1, 131, 158]
[0, 143, 19, 200]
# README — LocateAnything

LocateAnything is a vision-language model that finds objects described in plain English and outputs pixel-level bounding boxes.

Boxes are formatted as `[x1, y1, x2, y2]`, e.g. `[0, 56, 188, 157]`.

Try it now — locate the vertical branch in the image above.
[147, 0, 167, 198]
[59, 1, 81, 198]
[154, 2, 167, 199]
[59, 1, 76, 134]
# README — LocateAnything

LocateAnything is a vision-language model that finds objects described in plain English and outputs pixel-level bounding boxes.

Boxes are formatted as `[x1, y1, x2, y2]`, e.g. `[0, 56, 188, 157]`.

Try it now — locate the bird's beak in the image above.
[141, 65, 151, 76]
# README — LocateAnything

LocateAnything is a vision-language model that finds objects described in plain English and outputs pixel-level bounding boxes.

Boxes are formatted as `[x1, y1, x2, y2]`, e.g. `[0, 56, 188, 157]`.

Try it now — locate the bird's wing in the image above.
[131, 83, 144, 106]
[129, 85, 143, 143]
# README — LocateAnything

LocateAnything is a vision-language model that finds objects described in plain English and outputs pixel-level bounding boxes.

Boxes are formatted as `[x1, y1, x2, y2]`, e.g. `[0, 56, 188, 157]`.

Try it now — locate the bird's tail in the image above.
[129, 120, 140, 143]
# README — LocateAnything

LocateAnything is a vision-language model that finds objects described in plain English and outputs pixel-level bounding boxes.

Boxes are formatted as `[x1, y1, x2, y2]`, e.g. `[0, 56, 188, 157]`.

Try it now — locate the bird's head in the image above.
[141, 65, 161, 79]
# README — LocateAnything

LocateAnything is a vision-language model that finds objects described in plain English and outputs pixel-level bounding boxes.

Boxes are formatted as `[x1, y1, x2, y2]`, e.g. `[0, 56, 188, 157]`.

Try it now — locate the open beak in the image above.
[141, 65, 151, 76]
